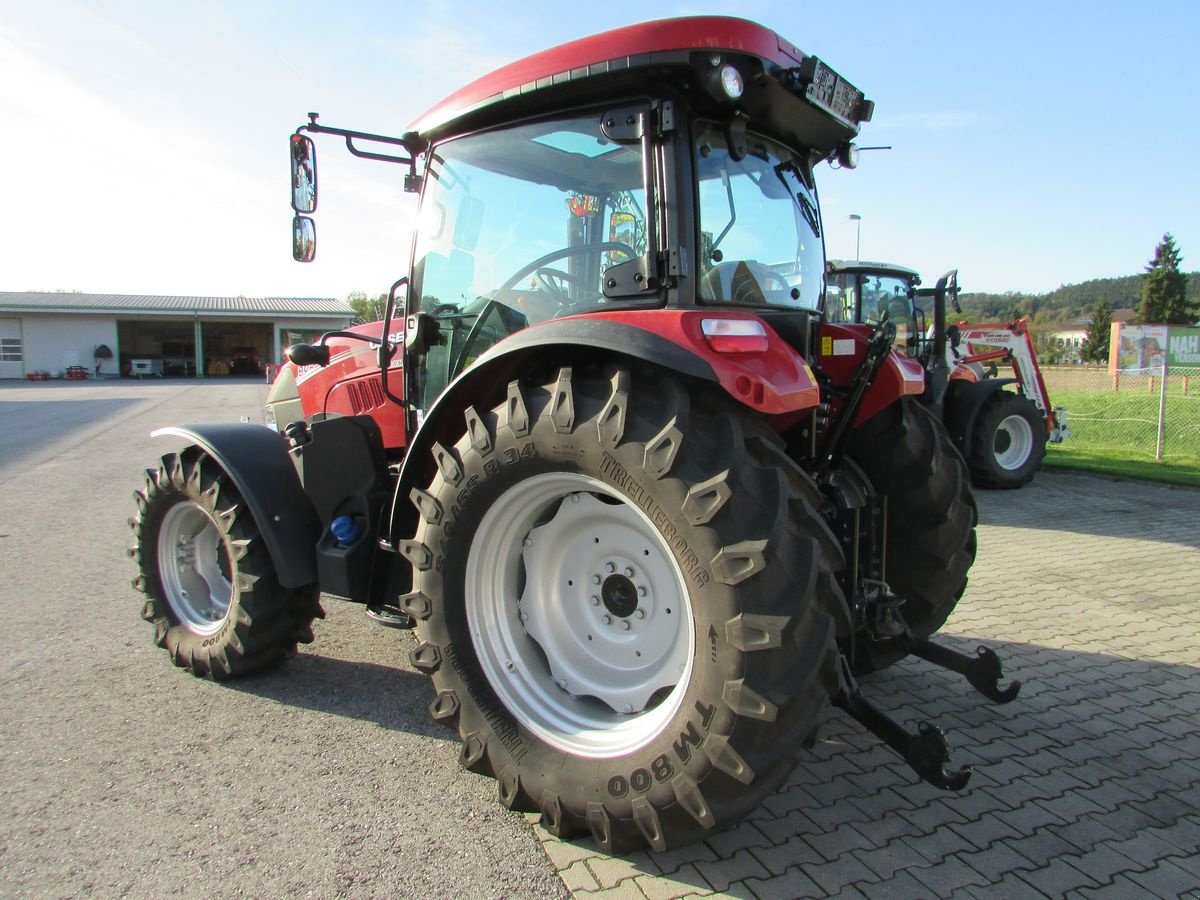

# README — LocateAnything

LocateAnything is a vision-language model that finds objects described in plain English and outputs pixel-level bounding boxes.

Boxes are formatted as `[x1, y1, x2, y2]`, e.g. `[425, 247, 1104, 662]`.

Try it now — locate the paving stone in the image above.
[692, 849, 770, 894]
[947, 812, 1025, 852]
[851, 838, 931, 880]
[805, 822, 873, 863]
[741, 866, 825, 900]
[1099, 829, 1191, 869]
[632, 865, 711, 900]
[702, 820, 770, 859]
[589, 854, 653, 890]
[803, 852, 882, 896]
[1125, 858, 1200, 896]
[1044, 816, 1125, 853]
[858, 869, 939, 900]
[579, 882, 652, 899]
[561, 859, 602, 893]
[1001, 829, 1083, 869]
[1018, 857, 1101, 895]
[1061, 844, 1145, 885]
[747, 835, 822, 877]
[908, 854, 989, 894]
[646, 841, 719, 877]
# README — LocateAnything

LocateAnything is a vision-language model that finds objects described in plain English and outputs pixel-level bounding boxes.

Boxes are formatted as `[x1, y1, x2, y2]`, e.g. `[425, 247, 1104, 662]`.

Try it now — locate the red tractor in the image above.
[827, 259, 1071, 488]
[130, 17, 1017, 853]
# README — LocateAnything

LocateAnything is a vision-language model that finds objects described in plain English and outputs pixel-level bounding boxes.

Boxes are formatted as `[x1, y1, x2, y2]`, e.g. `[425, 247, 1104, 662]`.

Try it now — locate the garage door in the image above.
[0, 318, 23, 379]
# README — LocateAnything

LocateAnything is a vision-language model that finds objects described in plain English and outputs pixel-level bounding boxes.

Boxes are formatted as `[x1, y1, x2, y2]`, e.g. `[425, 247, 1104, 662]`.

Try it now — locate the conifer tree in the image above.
[1081, 300, 1111, 362]
[1139, 233, 1192, 323]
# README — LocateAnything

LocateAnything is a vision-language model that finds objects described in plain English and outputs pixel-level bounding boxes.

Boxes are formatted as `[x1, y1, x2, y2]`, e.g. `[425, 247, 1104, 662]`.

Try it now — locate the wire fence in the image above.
[1009, 365, 1200, 468]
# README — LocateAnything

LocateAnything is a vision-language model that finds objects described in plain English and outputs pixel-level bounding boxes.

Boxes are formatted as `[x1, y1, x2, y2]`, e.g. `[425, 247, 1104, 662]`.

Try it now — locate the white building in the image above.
[0, 292, 353, 379]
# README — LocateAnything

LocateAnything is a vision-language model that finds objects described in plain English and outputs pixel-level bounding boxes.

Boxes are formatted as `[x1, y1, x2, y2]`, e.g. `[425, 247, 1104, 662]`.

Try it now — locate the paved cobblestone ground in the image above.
[532, 470, 1200, 899]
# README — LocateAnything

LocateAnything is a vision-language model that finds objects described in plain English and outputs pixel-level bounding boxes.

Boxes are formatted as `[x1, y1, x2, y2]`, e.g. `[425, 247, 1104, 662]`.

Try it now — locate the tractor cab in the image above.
[825, 259, 923, 355]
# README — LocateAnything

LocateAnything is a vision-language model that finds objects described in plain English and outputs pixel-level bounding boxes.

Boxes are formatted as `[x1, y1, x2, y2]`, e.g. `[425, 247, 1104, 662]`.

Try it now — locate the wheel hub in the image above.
[158, 500, 233, 634]
[993, 413, 1034, 470]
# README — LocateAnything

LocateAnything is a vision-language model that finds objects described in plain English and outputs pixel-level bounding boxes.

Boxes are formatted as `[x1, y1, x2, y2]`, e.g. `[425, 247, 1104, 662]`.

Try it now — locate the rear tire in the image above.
[401, 366, 847, 852]
[130, 447, 323, 680]
[845, 399, 977, 651]
[968, 392, 1046, 489]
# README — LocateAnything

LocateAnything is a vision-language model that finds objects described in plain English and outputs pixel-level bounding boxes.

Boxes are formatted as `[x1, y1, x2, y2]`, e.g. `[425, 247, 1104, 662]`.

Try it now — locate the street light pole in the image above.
[848, 214, 862, 261]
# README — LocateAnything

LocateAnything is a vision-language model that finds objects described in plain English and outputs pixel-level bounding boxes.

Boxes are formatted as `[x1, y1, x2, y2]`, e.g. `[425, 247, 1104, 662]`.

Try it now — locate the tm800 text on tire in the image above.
[130, 447, 324, 679]
[400, 365, 847, 853]
[968, 391, 1047, 489]
[844, 398, 977, 656]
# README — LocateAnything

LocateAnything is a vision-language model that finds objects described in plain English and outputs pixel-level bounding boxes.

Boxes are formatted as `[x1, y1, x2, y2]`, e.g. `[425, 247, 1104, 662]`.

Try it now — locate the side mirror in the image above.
[293, 216, 316, 262]
[290, 134, 317, 213]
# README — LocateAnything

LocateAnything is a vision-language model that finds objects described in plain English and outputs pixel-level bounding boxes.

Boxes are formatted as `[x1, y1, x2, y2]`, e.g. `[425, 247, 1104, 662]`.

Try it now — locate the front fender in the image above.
[152, 423, 320, 588]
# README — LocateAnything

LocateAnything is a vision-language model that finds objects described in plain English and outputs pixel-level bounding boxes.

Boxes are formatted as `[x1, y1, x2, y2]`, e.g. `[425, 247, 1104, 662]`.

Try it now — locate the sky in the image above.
[2, 0, 1197, 300]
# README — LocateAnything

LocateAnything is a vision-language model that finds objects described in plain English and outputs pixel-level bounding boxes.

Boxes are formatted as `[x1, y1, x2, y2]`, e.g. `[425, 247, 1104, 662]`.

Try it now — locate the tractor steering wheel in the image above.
[451, 241, 636, 375]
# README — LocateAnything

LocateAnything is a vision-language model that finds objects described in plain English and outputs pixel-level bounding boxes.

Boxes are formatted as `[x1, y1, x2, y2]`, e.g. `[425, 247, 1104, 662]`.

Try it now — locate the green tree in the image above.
[1138, 233, 1192, 323]
[346, 290, 388, 325]
[1080, 300, 1112, 363]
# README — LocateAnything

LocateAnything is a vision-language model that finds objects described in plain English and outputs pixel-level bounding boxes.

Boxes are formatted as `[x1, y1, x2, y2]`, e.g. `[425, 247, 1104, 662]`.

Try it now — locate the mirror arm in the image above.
[379, 277, 409, 410]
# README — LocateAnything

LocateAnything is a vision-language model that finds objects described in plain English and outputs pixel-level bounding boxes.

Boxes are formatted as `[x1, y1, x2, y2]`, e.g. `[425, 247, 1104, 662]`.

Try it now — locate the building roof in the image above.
[0, 291, 353, 318]
[1057, 307, 1139, 329]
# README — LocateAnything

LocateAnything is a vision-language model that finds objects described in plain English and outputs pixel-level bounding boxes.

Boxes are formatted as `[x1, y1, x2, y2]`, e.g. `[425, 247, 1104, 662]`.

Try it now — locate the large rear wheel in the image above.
[130, 447, 323, 679]
[844, 399, 977, 661]
[401, 366, 847, 852]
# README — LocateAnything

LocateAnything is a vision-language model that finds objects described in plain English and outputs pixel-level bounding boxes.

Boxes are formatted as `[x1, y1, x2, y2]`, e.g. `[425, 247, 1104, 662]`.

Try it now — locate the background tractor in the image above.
[130, 16, 1017, 853]
[827, 259, 1070, 488]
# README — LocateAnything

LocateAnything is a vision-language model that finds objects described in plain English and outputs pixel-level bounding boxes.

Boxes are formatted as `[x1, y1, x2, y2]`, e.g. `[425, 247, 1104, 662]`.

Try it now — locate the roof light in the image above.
[701, 318, 769, 354]
[719, 65, 744, 100]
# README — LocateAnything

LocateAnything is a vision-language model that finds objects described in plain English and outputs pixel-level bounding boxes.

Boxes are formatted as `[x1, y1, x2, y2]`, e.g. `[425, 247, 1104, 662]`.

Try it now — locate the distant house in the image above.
[1047, 308, 1137, 362]
[0, 292, 352, 379]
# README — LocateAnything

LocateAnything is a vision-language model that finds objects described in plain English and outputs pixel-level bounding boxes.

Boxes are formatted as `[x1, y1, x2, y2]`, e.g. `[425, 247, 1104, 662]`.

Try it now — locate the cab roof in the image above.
[411, 16, 870, 154]
[827, 259, 921, 280]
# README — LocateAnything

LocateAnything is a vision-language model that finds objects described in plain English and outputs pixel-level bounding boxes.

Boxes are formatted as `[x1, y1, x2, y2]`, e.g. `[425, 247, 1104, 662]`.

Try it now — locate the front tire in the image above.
[401, 366, 847, 852]
[130, 447, 323, 679]
[968, 392, 1046, 489]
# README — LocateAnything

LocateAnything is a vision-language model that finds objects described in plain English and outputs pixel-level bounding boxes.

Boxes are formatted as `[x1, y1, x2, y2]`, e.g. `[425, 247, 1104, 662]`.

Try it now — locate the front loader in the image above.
[129, 16, 1017, 854]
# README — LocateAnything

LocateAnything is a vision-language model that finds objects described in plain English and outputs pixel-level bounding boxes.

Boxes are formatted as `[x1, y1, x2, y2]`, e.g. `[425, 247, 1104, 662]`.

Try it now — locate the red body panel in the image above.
[815, 323, 925, 424]
[562, 309, 821, 417]
[413, 16, 805, 133]
[287, 323, 408, 449]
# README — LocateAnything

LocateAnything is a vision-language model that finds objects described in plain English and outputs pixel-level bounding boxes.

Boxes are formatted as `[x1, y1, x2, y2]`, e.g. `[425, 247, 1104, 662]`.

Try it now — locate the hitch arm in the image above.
[834, 661, 972, 790]
[907, 639, 1021, 704]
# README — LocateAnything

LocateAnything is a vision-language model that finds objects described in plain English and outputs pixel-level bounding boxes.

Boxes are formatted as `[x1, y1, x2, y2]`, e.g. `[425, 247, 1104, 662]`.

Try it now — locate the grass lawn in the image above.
[1038, 369, 1200, 487]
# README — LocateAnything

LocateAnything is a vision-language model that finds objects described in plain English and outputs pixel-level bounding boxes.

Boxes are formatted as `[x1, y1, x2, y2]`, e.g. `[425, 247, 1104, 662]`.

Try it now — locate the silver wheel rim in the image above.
[158, 500, 233, 634]
[993, 413, 1034, 470]
[466, 472, 694, 759]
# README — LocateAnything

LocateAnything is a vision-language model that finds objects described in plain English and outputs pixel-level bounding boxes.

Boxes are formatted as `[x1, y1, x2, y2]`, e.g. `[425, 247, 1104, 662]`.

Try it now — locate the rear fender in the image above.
[152, 423, 321, 588]
[942, 378, 1018, 457]
[386, 310, 820, 543]
[815, 323, 925, 425]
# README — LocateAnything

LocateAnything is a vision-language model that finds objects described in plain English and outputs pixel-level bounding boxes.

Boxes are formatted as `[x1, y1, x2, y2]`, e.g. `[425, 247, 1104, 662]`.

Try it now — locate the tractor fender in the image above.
[388, 312, 820, 541]
[942, 378, 1019, 458]
[152, 423, 321, 589]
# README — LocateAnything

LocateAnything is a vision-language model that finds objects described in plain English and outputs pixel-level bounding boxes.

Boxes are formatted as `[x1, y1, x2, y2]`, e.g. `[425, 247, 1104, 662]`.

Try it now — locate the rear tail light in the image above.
[701, 318, 769, 354]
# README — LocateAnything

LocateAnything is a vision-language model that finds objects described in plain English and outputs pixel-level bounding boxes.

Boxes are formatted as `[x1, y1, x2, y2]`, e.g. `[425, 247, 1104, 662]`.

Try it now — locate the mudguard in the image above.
[152, 423, 321, 589]
[942, 378, 1019, 458]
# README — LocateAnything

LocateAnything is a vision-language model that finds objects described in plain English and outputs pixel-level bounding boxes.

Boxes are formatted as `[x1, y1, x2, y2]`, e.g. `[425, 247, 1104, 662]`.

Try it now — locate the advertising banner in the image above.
[1112, 324, 1168, 371]
[1167, 326, 1200, 368]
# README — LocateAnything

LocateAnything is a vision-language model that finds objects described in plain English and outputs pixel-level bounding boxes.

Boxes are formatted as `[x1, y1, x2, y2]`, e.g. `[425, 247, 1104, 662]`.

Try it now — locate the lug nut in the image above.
[621, 620, 631, 631]
[638, 586, 648, 597]
[624, 567, 634, 577]
[591, 596, 601, 606]
[592, 575, 602, 585]
[602, 615, 612, 625]
[635, 609, 646, 619]
[605, 562, 616, 573]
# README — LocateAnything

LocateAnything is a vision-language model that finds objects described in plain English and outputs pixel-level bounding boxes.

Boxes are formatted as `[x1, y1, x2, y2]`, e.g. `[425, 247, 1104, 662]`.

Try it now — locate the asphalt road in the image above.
[0, 379, 568, 899]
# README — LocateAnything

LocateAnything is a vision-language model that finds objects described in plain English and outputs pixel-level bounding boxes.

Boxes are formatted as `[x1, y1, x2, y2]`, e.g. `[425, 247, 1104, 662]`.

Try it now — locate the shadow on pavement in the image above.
[227, 651, 446, 741]
[536, 633, 1200, 897]
[0, 399, 141, 473]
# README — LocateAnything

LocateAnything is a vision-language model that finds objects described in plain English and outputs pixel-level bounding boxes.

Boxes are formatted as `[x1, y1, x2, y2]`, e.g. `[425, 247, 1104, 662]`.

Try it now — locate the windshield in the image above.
[827, 270, 918, 351]
[695, 123, 823, 310]
[410, 113, 649, 409]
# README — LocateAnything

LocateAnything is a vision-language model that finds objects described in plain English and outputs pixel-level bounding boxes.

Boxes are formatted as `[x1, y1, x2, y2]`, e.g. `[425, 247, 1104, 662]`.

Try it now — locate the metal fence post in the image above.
[1155, 363, 1168, 461]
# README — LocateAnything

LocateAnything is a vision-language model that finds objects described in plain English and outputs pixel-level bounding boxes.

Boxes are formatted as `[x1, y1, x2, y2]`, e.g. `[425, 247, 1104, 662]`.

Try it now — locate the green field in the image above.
[1037, 367, 1200, 487]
